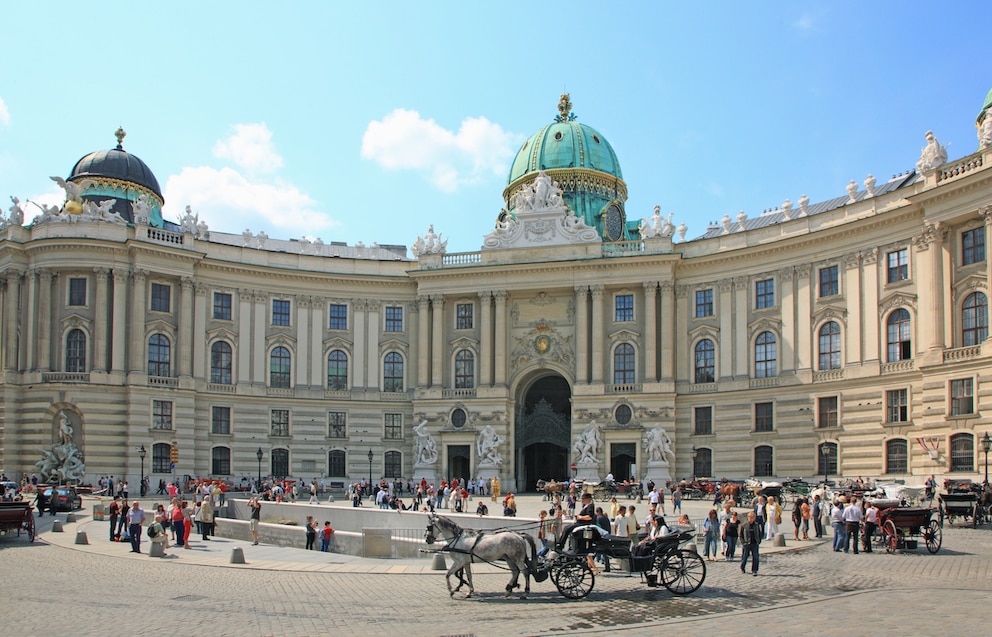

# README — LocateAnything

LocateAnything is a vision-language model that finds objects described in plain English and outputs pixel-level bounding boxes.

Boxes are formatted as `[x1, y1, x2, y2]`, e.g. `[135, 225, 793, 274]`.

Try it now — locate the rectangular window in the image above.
[328, 451, 346, 477]
[887, 249, 909, 283]
[963, 227, 986, 266]
[755, 279, 774, 309]
[272, 299, 291, 326]
[213, 292, 232, 320]
[150, 282, 171, 312]
[818, 396, 839, 428]
[615, 294, 634, 322]
[950, 379, 974, 416]
[886, 389, 909, 423]
[384, 306, 403, 332]
[152, 400, 173, 430]
[456, 303, 474, 329]
[211, 406, 231, 435]
[211, 447, 231, 476]
[270, 409, 290, 437]
[328, 411, 346, 438]
[384, 413, 403, 440]
[754, 402, 774, 432]
[328, 303, 347, 330]
[818, 266, 839, 298]
[695, 289, 713, 318]
[68, 278, 87, 306]
[694, 406, 713, 435]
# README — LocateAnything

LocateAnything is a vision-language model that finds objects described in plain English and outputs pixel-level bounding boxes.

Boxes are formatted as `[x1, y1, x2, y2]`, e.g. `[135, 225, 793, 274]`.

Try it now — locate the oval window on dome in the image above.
[593, 135, 600, 144]
[604, 204, 624, 241]
[554, 131, 563, 141]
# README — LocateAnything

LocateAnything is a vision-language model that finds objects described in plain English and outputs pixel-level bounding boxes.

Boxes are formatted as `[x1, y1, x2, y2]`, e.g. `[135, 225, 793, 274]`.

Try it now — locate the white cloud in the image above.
[794, 15, 813, 30]
[361, 108, 519, 192]
[0, 97, 9, 126]
[21, 186, 65, 217]
[163, 165, 334, 235]
[212, 122, 283, 173]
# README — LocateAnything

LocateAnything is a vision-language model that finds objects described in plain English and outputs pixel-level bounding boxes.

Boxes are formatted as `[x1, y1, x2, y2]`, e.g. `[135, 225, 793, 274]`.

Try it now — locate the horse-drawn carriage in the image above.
[0, 501, 36, 542]
[874, 504, 941, 554]
[424, 514, 705, 600]
[939, 480, 989, 527]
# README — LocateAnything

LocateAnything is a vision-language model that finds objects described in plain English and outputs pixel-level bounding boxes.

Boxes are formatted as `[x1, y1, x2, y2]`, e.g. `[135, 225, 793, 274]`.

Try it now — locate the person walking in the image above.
[739, 510, 761, 575]
[248, 496, 261, 545]
[672, 487, 682, 514]
[127, 501, 146, 553]
[108, 496, 121, 541]
[703, 509, 720, 561]
[724, 511, 740, 561]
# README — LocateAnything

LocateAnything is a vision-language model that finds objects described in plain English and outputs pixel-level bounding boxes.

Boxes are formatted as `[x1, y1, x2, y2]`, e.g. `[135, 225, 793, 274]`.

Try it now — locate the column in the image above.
[252, 291, 266, 384]
[310, 296, 323, 388]
[494, 291, 507, 386]
[983, 207, 992, 291]
[192, 283, 207, 379]
[237, 289, 253, 383]
[643, 281, 658, 382]
[574, 286, 589, 384]
[128, 270, 147, 373]
[862, 249, 880, 361]
[366, 300, 381, 389]
[590, 285, 604, 384]
[417, 296, 430, 387]
[430, 294, 444, 389]
[93, 268, 110, 372]
[674, 285, 689, 381]
[352, 300, 366, 389]
[37, 269, 53, 371]
[660, 282, 675, 380]
[178, 277, 194, 378]
[718, 278, 733, 379]
[4, 271, 21, 370]
[478, 291, 493, 387]
[296, 295, 310, 385]
[733, 276, 748, 378]
[844, 253, 862, 365]
[778, 267, 795, 373]
[795, 265, 812, 371]
[24, 269, 37, 370]
[111, 269, 128, 373]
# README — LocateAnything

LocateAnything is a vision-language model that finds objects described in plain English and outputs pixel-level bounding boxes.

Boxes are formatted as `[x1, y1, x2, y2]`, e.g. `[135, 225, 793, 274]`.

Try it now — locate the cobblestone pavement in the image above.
[2, 503, 990, 636]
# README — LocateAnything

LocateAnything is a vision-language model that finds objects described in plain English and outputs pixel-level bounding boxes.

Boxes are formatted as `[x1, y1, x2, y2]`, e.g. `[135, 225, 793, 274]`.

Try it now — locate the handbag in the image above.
[774, 514, 782, 525]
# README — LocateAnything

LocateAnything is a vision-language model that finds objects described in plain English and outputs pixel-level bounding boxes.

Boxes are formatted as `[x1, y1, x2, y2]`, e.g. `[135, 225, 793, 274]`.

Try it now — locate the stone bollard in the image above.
[51, 519, 64, 533]
[66, 513, 77, 523]
[74, 530, 89, 545]
[772, 533, 786, 547]
[230, 547, 246, 564]
[431, 552, 447, 570]
[148, 542, 165, 557]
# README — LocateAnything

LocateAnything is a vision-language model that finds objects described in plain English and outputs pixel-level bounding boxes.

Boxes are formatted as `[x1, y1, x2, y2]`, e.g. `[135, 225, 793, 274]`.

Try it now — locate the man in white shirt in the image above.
[842, 499, 864, 554]
[862, 502, 878, 553]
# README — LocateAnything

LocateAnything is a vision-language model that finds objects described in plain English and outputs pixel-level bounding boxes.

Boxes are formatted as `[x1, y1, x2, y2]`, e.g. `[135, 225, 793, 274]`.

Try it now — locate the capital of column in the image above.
[795, 263, 812, 278]
[642, 281, 659, 294]
[589, 284, 604, 298]
[5, 268, 23, 284]
[778, 266, 794, 281]
[365, 299, 381, 312]
[112, 269, 129, 285]
[239, 289, 253, 302]
[194, 282, 209, 296]
[861, 247, 878, 265]
[430, 294, 444, 307]
[718, 278, 733, 292]
[843, 252, 861, 270]
[252, 290, 267, 303]
[477, 290, 492, 301]
[494, 290, 507, 303]
[417, 295, 430, 309]
[180, 276, 195, 291]
[733, 275, 748, 289]
[37, 268, 54, 282]
[573, 285, 589, 295]
[353, 299, 368, 312]
[93, 267, 110, 277]
[675, 284, 689, 298]
[132, 269, 148, 283]
[296, 294, 311, 309]
[660, 281, 675, 295]
[981, 205, 992, 225]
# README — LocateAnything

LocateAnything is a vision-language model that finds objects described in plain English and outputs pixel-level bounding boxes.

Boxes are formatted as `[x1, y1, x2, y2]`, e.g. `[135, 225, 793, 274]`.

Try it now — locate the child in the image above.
[320, 521, 334, 552]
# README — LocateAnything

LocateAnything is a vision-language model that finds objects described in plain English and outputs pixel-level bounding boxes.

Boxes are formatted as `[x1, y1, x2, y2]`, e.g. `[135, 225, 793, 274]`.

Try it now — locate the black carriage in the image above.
[0, 501, 37, 542]
[876, 506, 941, 554]
[939, 492, 985, 527]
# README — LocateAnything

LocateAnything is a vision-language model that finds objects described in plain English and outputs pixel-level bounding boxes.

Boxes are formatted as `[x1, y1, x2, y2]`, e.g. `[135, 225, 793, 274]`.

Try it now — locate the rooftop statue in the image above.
[980, 108, 992, 149]
[132, 194, 152, 225]
[916, 130, 948, 173]
[180, 205, 199, 234]
[413, 224, 448, 257]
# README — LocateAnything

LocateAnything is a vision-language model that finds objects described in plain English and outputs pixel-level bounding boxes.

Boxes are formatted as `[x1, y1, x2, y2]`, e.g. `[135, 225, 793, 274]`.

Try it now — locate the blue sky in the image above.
[0, 2, 987, 253]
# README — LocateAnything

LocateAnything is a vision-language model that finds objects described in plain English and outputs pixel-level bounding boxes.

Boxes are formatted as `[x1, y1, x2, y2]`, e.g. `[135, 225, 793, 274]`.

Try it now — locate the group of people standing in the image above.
[105, 482, 219, 556]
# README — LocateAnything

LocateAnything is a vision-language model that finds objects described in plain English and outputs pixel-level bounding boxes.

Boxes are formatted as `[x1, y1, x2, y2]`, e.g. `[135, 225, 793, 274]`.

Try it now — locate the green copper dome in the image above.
[503, 95, 630, 241]
[978, 87, 992, 125]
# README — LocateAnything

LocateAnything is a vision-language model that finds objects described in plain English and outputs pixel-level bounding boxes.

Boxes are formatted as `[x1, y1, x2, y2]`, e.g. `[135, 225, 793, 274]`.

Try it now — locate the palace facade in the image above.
[2, 92, 992, 491]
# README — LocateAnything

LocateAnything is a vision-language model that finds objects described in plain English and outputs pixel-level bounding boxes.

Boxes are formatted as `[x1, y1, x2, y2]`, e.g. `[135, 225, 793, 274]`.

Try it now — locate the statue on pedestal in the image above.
[36, 410, 86, 483]
[572, 421, 602, 465]
[643, 426, 676, 465]
[413, 420, 439, 465]
[477, 425, 504, 466]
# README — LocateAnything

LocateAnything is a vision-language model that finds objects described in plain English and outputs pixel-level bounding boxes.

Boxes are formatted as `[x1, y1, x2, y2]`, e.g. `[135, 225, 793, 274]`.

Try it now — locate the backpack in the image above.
[147, 523, 159, 538]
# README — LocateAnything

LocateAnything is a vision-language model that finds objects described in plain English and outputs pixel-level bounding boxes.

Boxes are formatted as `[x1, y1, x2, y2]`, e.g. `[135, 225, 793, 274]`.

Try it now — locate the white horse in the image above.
[425, 513, 536, 599]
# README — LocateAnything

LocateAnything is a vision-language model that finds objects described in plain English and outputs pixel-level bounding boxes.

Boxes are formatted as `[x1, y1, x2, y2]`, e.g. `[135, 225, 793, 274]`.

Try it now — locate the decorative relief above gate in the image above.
[510, 320, 574, 372]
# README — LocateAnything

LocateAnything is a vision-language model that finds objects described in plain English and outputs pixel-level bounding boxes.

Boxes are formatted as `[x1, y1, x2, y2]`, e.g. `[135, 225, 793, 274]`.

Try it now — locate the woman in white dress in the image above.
[764, 496, 782, 540]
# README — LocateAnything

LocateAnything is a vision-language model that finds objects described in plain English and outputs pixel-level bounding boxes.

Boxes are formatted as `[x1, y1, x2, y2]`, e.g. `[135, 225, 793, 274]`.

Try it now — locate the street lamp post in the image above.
[981, 432, 991, 486]
[691, 446, 697, 481]
[367, 448, 373, 496]
[256, 447, 263, 491]
[138, 445, 146, 497]
[820, 444, 832, 487]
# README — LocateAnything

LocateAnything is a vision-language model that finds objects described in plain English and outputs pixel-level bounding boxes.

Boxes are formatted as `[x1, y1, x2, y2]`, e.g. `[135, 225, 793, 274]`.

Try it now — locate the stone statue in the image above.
[28, 200, 61, 226]
[49, 176, 91, 203]
[196, 219, 209, 239]
[643, 426, 676, 465]
[572, 421, 602, 465]
[58, 410, 73, 445]
[412, 224, 448, 257]
[677, 222, 687, 242]
[513, 171, 565, 213]
[254, 231, 268, 248]
[36, 409, 86, 483]
[413, 420, 439, 465]
[980, 108, 992, 149]
[781, 199, 793, 219]
[736, 210, 747, 230]
[662, 211, 675, 237]
[798, 194, 810, 216]
[242, 229, 254, 246]
[720, 214, 732, 234]
[916, 130, 948, 173]
[180, 205, 199, 234]
[476, 424, 504, 466]
[846, 179, 858, 203]
[131, 194, 152, 225]
[864, 174, 876, 197]
[7, 196, 24, 227]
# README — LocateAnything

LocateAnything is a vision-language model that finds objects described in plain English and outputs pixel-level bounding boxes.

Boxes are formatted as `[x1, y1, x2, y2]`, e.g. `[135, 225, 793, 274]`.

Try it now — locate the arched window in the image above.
[327, 350, 348, 390]
[949, 433, 974, 472]
[694, 339, 715, 384]
[210, 341, 233, 384]
[454, 350, 475, 389]
[885, 439, 908, 474]
[693, 447, 712, 479]
[754, 445, 773, 477]
[66, 329, 86, 372]
[817, 442, 838, 476]
[962, 292, 988, 346]
[152, 442, 171, 473]
[384, 450, 402, 479]
[886, 308, 912, 362]
[383, 352, 404, 392]
[754, 331, 777, 378]
[270, 346, 291, 388]
[211, 447, 231, 475]
[818, 322, 841, 370]
[271, 448, 290, 478]
[328, 450, 346, 477]
[148, 334, 171, 377]
[613, 343, 635, 384]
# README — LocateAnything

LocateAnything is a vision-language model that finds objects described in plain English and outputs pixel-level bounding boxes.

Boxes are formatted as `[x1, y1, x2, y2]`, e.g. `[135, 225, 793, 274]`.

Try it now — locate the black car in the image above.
[42, 487, 83, 511]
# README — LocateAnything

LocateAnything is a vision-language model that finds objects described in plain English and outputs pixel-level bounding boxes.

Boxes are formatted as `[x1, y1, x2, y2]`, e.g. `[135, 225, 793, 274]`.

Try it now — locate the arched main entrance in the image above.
[515, 375, 571, 491]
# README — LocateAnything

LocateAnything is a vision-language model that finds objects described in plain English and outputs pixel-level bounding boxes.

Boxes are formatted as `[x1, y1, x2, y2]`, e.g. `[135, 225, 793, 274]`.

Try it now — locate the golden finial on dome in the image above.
[555, 93, 576, 123]
[115, 126, 127, 149]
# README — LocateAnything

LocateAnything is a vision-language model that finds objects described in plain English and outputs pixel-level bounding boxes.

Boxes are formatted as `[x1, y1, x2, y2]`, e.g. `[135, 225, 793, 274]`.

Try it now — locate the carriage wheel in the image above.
[882, 520, 898, 554]
[25, 514, 36, 542]
[972, 503, 980, 529]
[598, 490, 610, 502]
[552, 559, 595, 599]
[658, 549, 706, 595]
[924, 520, 942, 553]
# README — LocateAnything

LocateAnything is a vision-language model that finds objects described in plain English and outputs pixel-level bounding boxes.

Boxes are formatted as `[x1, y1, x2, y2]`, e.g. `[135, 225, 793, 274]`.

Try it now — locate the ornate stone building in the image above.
[2, 92, 992, 490]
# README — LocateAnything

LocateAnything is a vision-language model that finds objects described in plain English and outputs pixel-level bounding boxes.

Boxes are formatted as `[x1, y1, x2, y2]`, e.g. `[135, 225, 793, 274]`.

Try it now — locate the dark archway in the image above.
[515, 375, 571, 491]
[610, 443, 637, 481]
[447, 445, 470, 484]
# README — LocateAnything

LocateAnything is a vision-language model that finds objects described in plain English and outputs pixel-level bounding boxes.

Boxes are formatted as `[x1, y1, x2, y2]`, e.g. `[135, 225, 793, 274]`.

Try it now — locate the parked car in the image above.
[42, 487, 82, 511]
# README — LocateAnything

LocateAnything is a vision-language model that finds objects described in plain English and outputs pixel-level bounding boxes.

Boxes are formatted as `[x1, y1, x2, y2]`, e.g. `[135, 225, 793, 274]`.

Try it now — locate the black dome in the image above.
[69, 147, 163, 199]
